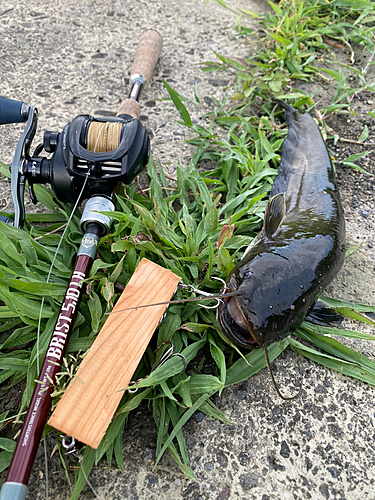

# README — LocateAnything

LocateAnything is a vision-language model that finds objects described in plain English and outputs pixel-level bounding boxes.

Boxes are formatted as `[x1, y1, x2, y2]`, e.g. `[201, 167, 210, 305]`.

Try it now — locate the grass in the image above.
[204, 0, 375, 145]
[0, 0, 375, 497]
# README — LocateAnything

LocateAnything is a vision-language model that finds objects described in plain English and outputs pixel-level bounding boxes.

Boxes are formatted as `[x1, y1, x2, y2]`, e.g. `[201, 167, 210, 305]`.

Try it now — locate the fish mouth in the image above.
[217, 296, 258, 349]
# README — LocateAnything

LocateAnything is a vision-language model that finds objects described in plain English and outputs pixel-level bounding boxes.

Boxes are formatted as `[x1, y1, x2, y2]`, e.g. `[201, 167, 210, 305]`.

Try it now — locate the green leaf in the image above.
[134, 338, 207, 389]
[70, 447, 97, 500]
[198, 398, 231, 425]
[115, 388, 153, 416]
[0, 355, 29, 372]
[166, 400, 190, 466]
[358, 125, 369, 142]
[225, 338, 291, 387]
[148, 156, 169, 215]
[209, 335, 226, 391]
[154, 398, 168, 459]
[18, 239, 38, 265]
[163, 80, 193, 127]
[66, 337, 95, 353]
[0, 284, 53, 321]
[194, 82, 201, 105]
[160, 380, 178, 401]
[291, 336, 375, 386]
[335, 307, 375, 326]
[87, 290, 103, 335]
[269, 0, 283, 15]
[342, 150, 372, 163]
[0, 325, 36, 350]
[0, 278, 66, 299]
[301, 321, 375, 341]
[155, 392, 212, 466]
[90, 259, 117, 277]
[319, 68, 345, 83]
[0, 438, 16, 453]
[296, 328, 375, 376]
[319, 296, 375, 313]
[0, 232, 27, 269]
[157, 313, 182, 347]
[188, 374, 224, 394]
[173, 375, 193, 407]
[0, 451, 13, 473]
[113, 428, 124, 473]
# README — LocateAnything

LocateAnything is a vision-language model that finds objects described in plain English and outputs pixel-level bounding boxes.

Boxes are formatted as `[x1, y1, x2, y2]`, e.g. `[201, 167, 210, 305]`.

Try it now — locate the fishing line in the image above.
[61, 436, 103, 500]
[105, 291, 241, 315]
[86, 121, 123, 152]
[43, 432, 49, 498]
[79, 460, 102, 500]
[262, 343, 303, 401]
[35, 168, 91, 500]
[36, 169, 91, 370]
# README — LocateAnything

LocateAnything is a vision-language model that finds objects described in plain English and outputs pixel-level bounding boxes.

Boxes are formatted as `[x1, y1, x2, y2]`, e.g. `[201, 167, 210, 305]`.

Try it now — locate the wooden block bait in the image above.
[48, 258, 181, 449]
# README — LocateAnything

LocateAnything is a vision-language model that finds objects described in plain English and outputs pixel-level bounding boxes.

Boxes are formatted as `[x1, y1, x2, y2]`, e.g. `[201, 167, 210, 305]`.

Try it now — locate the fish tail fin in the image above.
[262, 343, 302, 401]
[279, 101, 295, 113]
[276, 100, 297, 119]
[278, 100, 316, 132]
[281, 102, 303, 129]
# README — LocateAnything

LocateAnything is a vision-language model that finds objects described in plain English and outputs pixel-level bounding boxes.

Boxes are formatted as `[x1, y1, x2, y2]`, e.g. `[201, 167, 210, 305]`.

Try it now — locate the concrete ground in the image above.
[0, 0, 375, 499]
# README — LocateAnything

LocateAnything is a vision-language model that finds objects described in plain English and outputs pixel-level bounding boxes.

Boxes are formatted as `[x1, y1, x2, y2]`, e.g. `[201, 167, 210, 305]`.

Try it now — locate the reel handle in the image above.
[117, 29, 163, 119]
[0, 97, 30, 125]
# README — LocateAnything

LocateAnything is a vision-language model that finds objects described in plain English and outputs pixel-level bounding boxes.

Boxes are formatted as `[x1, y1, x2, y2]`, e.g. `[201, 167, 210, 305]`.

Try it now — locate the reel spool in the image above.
[86, 121, 123, 153]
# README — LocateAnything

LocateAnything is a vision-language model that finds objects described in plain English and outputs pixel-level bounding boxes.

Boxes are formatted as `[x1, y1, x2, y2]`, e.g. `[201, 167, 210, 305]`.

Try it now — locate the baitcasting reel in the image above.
[0, 96, 150, 228]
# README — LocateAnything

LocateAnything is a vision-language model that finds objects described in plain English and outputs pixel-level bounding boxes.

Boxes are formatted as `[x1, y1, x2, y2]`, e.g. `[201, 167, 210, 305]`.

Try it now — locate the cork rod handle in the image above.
[117, 30, 163, 119]
[130, 29, 163, 84]
[117, 99, 141, 120]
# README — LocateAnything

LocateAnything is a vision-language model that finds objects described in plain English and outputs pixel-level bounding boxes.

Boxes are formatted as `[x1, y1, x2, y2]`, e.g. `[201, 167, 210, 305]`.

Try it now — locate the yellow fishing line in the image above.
[86, 121, 122, 152]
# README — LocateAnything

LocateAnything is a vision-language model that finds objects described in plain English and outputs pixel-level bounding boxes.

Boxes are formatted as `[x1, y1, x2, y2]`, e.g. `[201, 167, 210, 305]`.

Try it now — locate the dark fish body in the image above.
[217, 105, 346, 349]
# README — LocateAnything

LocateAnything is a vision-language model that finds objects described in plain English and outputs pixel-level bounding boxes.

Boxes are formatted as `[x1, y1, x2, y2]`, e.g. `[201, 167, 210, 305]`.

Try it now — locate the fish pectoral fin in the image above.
[263, 192, 286, 239]
[305, 300, 344, 327]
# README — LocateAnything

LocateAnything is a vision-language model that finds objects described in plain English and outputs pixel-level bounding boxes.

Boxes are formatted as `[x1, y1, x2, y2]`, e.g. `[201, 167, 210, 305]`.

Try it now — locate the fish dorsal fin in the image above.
[263, 193, 286, 239]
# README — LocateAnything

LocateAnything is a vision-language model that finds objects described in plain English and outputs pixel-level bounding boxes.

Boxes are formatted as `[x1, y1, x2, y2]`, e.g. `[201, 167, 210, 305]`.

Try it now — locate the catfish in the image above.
[217, 104, 346, 394]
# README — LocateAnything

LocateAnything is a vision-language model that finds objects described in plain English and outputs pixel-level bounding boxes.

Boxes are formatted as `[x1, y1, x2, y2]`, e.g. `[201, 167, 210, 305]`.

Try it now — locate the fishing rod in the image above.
[0, 29, 163, 500]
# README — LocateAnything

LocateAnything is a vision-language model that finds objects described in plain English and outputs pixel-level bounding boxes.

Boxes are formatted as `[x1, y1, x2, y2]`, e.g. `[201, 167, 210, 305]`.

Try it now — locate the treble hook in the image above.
[127, 341, 188, 393]
[212, 276, 227, 293]
[155, 341, 188, 371]
[178, 278, 226, 309]
[61, 435, 78, 456]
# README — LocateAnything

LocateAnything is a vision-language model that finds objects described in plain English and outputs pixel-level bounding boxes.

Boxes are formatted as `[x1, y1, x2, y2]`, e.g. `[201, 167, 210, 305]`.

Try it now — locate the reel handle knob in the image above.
[0, 97, 30, 124]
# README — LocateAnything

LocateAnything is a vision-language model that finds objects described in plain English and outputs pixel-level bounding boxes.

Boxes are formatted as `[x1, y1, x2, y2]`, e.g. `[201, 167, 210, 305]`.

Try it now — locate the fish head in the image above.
[217, 193, 289, 349]
[217, 292, 261, 349]
[217, 246, 319, 349]
[216, 268, 276, 349]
